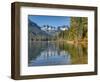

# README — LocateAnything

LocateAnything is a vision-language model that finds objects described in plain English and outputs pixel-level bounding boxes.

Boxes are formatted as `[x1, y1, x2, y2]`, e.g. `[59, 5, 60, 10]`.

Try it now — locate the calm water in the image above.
[28, 41, 88, 66]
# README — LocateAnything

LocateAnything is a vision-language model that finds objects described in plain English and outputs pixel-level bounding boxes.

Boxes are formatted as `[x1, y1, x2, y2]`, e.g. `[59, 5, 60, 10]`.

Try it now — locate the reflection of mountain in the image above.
[28, 41, 71, 66]
[28, 41, 48, 61]
[28, 41, 87, 66]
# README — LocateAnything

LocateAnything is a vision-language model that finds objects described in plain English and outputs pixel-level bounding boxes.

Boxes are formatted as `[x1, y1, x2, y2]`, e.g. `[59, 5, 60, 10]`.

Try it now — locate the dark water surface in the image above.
[28, 41, 88, 66]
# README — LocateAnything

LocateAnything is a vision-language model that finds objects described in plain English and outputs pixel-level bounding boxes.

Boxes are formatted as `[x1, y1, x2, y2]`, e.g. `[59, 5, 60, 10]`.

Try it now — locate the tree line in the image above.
[58, 17, 88, 43]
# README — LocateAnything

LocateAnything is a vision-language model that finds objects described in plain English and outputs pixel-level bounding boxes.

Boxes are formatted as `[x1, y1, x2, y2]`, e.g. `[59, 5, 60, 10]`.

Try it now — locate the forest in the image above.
[58, 17, 88, 44]
[28, 17, 88, 44]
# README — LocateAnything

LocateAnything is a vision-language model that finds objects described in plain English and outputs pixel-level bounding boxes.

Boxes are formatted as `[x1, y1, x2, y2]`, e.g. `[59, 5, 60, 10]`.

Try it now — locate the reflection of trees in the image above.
[28, 42, 48, 63]
[28, 41, 88, 65]
[58, 42, 88, 64]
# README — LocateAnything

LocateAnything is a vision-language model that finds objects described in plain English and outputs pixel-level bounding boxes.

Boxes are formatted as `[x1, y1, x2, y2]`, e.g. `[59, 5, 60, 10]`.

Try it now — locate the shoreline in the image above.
[30, 39, 88, 44]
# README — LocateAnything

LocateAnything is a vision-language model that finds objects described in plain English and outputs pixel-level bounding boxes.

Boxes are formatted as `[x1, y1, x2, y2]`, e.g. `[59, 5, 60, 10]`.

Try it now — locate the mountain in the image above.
[41, 25, 58, 36]
[28, 19, 51, 41]
[28, 19, 69, 41]
[29, 19, 39, 33]
[41, 25, 69, 36]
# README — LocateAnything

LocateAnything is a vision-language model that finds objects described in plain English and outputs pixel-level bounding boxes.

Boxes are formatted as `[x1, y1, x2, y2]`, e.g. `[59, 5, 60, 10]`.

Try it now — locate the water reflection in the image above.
[28, 41, 88, 66]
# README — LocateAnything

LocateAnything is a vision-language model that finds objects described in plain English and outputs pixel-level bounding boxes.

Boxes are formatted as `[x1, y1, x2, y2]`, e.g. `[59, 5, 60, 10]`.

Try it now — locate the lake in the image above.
[28, 41, 88, 66]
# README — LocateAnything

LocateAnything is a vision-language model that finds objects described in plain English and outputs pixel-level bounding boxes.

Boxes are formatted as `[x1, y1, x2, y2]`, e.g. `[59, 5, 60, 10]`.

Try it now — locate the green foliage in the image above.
[58, 17, 88, 41]
[58, 30, 68, 39]
[58, 42, 88, 64]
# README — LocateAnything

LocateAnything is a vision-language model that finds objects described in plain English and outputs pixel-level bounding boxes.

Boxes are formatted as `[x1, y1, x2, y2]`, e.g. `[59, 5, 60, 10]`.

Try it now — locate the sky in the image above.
[28, 15, 70, 28]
